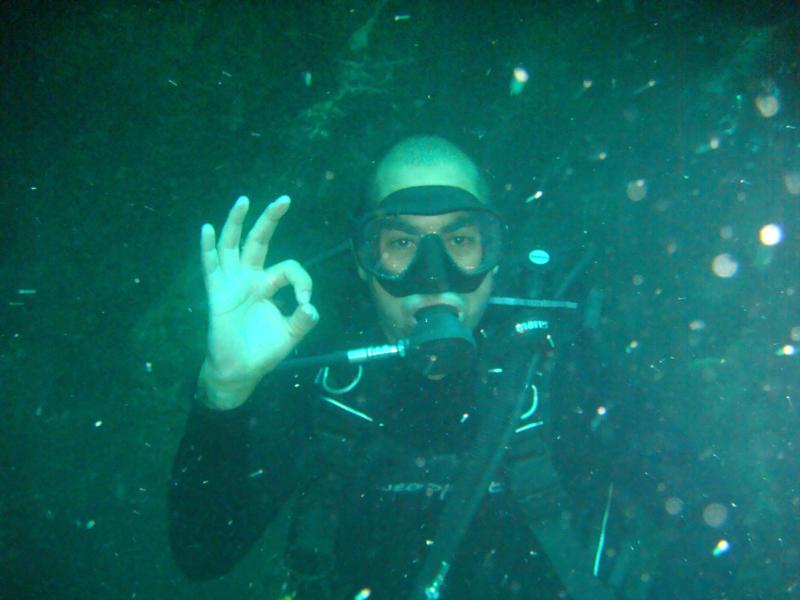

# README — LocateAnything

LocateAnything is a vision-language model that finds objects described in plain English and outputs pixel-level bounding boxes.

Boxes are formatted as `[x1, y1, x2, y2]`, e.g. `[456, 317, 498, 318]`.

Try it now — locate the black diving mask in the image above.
[352, 186, 505, 298]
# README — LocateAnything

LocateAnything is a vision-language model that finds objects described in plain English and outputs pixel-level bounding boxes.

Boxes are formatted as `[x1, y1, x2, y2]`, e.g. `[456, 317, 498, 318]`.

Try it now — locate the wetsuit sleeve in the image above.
[168, 372, 310, 580]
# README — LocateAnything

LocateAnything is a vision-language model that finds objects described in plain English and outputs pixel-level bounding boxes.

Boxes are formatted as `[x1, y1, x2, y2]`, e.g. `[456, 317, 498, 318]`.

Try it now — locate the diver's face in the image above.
[362, 212, 497, 341]
[363, 157, 494, 341]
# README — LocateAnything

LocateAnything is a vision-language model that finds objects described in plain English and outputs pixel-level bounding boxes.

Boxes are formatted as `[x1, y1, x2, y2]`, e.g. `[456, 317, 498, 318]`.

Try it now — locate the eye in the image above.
[448, 232, 478, 247]
[388, 237, 414, 249]
[382, 233, 418, 253]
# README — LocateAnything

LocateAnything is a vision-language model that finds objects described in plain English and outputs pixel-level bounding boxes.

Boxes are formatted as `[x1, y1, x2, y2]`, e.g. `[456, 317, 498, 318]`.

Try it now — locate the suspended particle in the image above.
[583, 79, 593, 89]
[509, 66, 530, 96]
[525, 190, 544, 203]
[354, 588, 372, 600]
[784, 172, 800, 195]
[689, 320, 706, 331]
[709, 136, 720, 150]
[711, 254, 738, 278]
[633, 79, 657, 95]
[702, 502, 729, 528]
[665, 497, 684, 516]
[777, 344, 797, 357]
[626, 179, 647, 202]
[632, 274, 644, 286]
[790, 326, 800, 342]
[755, 94, 780, 118]
[596, 406, 607, 416]
[712, 539, 730, 557]
[720, 226, 734, 240]
[759, 224, 783, 246]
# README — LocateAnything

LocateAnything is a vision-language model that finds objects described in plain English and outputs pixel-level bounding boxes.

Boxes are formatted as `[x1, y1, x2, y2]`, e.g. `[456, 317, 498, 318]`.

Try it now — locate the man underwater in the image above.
[169, 136, 625, 599]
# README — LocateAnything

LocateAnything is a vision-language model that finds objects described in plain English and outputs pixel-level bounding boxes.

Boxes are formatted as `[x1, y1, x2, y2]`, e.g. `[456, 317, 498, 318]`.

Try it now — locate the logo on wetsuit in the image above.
[379, 480, 504, 500]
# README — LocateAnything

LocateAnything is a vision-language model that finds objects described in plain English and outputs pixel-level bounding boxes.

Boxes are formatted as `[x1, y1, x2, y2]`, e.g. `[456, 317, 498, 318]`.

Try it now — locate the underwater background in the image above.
[1, 0, 798, 598]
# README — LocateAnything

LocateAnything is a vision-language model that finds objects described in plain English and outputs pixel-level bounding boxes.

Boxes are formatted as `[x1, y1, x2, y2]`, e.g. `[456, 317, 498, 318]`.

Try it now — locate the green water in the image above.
[1, 1, 798, 598]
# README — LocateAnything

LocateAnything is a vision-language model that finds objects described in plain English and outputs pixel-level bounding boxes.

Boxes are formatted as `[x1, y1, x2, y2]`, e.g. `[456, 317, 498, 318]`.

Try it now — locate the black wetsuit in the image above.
[168, 322, 572, 599]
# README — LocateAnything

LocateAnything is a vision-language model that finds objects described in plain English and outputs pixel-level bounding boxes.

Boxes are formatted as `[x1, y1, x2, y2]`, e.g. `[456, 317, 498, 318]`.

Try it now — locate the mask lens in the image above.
[378, 223, 417, 275]
[441, 221, 484, 272]
[356, 211, 503, 279]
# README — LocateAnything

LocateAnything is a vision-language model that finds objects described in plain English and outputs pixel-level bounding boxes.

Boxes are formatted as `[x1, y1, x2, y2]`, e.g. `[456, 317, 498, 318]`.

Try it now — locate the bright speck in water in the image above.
[759, 224, 782, 246]
[513, 66, 529, 83]
[711, 254, 738, 278]
[689, 320, 706, 331]
[755, 94, 780, 118]
[509, 67, 529, 96]
[626, 179, 647, 202]
[712, 539, 730, 557]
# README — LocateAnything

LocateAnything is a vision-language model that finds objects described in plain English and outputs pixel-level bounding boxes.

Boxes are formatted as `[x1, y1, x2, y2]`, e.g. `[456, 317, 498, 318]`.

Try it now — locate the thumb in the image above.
[287, 303, 319, 340]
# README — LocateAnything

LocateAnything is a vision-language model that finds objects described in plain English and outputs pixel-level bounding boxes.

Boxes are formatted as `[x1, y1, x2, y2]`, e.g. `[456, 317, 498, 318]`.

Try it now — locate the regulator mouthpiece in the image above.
[406, 305, 476, 376]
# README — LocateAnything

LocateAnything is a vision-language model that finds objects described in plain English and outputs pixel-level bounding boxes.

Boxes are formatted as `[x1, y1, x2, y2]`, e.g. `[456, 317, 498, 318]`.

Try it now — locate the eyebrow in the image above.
[383, 215, 479, 235]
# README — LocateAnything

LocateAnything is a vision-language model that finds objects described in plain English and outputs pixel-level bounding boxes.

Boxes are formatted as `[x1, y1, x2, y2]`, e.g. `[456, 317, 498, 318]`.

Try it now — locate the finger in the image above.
[200, 223, 219, 281]
[257, 260, 313, 304]
[286, 302, 319, 340]
[241, 195, 291, 269]
[217, 196, 250, 271]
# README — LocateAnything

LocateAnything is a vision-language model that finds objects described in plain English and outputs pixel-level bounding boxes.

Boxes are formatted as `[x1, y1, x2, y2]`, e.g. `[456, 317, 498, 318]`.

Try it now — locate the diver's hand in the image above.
[198, 195, 319, 410]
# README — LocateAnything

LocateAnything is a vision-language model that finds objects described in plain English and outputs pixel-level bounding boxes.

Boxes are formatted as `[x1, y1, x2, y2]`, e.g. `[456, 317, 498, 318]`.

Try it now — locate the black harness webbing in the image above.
[409, 347, 541, 599]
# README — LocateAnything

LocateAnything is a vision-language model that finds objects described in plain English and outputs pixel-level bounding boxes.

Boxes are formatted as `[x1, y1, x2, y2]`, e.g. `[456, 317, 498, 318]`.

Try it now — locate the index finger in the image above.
[241, 195, 291, 268]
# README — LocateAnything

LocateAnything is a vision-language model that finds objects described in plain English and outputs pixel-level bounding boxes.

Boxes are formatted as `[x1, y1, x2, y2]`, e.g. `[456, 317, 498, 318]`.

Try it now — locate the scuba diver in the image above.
[168, 136, 635, 599]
